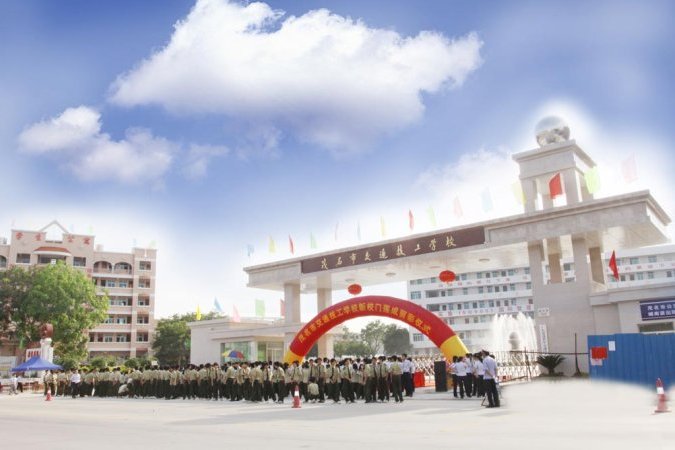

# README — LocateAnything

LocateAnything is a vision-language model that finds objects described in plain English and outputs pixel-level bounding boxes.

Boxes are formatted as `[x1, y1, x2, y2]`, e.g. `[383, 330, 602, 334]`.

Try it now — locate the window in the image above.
[492, 271, 499, 278]
[104, 316, 114, 324]
[138, 297, 150, 306]
[103, 335, 113, 343]
[648, 255, 657, 263]
[429, 277, 438, 284]
[446, 290, 453, 296]
[496, 300, 501, 307]
[0, 256, 6, 268]
[501, 271, 506, 277]
[441, 304, 447, 311]
[446, 318, 454, 325]
[620, 275, 626, 281]
[476, 272, 483, 279]
[488, 300, 494, 307]
[138, 279, 151, 288]
[473, 317, 479, 323]
[115, 317, 128, 324]
[478, 287, 484, 294]
[479, 301, 485, 308]
[116, 334, 129, 343]
[629, 257, 639, 265]
[503, 299, 509, 306]
[139, 261, 152, 271]
[16, 253, 30, 264]
[464, 318, 470, 324]
[463, 302, 470, 309]
[528, 298, 534, 304]
[636, 273, 644, 281]
[508, 269, 515, 276]
[526, 282, 532, 290]
[487, 286, 494, 293]
[509, 284, 516, 291]
[629, 274, 635, 281]
[447, 304, 454, 311]
[137, 315, 149, 324]
[460, 273, 467, 281]
[426, 290, 439, 298]
[563, 263, 572, 271]
[638, 322, 674, 333]
[118, 280, 128, 288]
[524, 267, 530, 275]
[667, 271, 673, 278]
[89, 334, 95, 342]
[73, 257, 86, 267]
[427, 304, 440, 312]
[456, 304, 462, 310]
[472, 302, 478, 309]
[136, 333, 149, 342]
[412, 333, 424, 342]
[104, 280, 116, 288]
[410, 291, 421, 300]
[647, 272, 654, 279]
[502, 285, 509, 292]
[462, 288, 468, 295]
[485, 272, 491, 278]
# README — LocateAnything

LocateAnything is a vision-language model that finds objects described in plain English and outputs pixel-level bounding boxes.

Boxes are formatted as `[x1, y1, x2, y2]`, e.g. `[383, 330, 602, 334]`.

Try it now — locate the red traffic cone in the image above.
[292, 385, 301, 409]
[45, 391, 52, 402]
[654, 378, 670, 414]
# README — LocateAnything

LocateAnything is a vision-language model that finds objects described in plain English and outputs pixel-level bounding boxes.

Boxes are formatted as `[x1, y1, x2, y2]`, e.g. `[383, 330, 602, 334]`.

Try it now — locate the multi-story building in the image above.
[407, 244, 675, 354]
[0, 220, 156, 359]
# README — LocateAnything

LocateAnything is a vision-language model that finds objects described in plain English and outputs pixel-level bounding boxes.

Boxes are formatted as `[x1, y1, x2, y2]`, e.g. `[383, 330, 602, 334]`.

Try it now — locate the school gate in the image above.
[587, 333, 675, 387]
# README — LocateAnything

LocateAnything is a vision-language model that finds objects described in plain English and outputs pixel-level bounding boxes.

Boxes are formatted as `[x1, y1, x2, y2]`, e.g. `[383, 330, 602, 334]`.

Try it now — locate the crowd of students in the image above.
[448, 351, 500, 408]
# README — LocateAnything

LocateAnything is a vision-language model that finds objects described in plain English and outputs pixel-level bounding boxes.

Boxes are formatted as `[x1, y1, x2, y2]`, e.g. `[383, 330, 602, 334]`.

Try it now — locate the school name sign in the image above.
[300, 226, 485, 274]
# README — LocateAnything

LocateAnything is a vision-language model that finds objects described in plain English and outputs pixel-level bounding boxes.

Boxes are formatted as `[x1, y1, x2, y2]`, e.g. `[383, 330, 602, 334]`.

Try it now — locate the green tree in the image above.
[152, 311, 219, 366]
[383, 324, 412, 355]
[333, 328, 370, 357]
[0, 263, 108, 362]
[360, 320, 388, 355]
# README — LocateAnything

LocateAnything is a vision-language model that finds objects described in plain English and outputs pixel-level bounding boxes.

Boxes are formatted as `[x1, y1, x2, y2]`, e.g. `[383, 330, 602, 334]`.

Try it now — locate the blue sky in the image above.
[1, 0, 674, 324]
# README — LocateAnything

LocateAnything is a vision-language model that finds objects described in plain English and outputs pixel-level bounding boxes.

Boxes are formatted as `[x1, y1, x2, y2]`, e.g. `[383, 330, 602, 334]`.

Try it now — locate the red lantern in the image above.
[347, 284, 362, 295]
[439, 270, 456, 283]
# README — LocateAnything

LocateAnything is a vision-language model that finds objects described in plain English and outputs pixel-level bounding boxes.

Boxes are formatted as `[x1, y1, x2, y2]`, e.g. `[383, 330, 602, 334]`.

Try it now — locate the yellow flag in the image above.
[196, 305, 202, 321]
[268, 236, 276, 253]
[511, 182, 525, 204]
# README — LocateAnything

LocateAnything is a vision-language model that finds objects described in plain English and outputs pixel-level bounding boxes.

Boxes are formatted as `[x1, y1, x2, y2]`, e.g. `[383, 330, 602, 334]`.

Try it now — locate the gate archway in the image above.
[284, 295, 468, 363]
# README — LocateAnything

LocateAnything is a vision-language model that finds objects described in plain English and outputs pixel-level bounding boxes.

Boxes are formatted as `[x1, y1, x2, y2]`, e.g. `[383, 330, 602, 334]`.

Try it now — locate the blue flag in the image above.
[213, 297, 223, 313]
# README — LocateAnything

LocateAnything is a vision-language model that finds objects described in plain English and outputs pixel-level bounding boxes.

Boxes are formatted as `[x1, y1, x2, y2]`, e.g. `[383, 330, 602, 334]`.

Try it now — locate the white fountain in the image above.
[488, 313, 538, 353]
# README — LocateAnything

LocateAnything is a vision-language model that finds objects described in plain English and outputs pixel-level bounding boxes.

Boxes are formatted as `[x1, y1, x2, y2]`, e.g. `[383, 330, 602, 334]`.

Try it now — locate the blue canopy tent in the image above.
[11, 356, 63, 372]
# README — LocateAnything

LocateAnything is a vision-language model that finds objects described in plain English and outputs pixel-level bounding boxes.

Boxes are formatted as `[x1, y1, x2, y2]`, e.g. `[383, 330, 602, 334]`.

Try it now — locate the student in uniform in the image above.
[307, 377, 320, 402]
[340, 358, 355, 403]
[326, 358, 341, 403]
[389, 356, 404, 403]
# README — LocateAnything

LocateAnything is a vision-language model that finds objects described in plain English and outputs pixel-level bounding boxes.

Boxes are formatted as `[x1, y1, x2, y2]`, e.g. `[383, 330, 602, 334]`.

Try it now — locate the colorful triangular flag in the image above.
[453, 196, 463, 218]
[246, 244, 255, 258]
[621, 154, 637, 183]
[408, 209, 415, 232]
[288, 235, 295, 255]
[213, 297, 223, 313]
[310, 233, 318, 249]
[481, 189, 493, 212]
[196, 305, 202, 321]
[268, 236, 276, 254]
[255, 299, 265, 317]
[511, 182, 524, 205]
[549, 173, 563, 199]
[427, 206, 437, 228]
[232, 305, 241, 323]
[584, 167, 601, 194]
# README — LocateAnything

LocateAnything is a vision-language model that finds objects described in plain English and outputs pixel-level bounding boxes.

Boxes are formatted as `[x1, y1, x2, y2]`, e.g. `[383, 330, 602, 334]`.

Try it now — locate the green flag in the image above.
[310, 233, 318, 249]
[255, 299, 265, 317]
[584, 166, 601, 194]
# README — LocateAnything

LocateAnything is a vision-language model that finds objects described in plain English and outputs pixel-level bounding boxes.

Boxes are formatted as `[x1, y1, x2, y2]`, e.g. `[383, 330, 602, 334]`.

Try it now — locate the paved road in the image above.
[0, 380, 672, 449]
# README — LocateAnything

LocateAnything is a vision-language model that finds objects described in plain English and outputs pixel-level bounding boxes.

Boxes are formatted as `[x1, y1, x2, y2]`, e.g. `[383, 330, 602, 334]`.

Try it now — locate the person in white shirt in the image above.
[70, 369, 82, 399]
[454, 357, 468, 399]
[482, 350, 500, 408]
[464, 354, 475, 397]
[401, 354, 414, 397]
[473, 354, 485, 398]
[9, 374, 19, 395]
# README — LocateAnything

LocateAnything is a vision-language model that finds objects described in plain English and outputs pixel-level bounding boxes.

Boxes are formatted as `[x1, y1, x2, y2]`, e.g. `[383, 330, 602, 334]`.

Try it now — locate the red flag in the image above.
[288, 235, 295, 255]
[408, 209, 414, 231]
[280, 299, 285, 317]
[608, 250, 619, 280]
[549, 173, 563, 199]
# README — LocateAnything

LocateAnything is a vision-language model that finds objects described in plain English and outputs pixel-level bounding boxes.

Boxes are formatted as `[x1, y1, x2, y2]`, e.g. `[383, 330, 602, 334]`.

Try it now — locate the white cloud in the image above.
[109, 0, 483, 155]
[18, 106, 175, 185]
[183, 143, 229, 179]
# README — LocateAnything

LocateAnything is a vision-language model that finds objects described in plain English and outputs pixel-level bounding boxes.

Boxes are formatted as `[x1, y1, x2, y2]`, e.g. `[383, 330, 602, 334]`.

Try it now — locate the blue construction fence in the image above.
[587, 333, 675, 388]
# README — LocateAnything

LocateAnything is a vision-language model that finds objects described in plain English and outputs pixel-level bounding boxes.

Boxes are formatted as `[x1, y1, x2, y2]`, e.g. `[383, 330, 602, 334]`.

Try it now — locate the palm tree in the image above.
[536, 354, 565, 375]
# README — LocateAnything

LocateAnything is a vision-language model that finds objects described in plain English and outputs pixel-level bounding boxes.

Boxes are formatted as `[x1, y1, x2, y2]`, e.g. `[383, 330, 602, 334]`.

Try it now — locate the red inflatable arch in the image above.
[283, 295, 468, 363]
